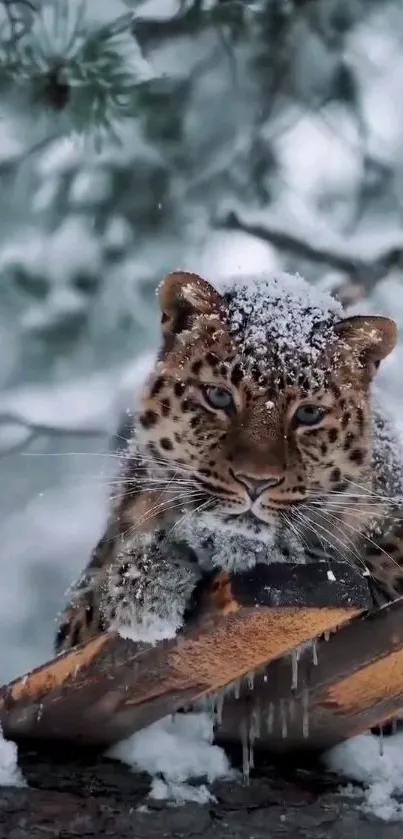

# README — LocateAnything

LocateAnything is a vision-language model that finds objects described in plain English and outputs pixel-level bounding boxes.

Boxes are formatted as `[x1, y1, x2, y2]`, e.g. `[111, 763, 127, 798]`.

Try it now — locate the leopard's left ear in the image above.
[334, 315, 398, 374]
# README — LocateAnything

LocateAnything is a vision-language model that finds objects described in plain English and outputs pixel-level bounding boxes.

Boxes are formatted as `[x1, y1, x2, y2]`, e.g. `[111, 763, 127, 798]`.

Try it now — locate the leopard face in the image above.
[135, 271, 397, 558]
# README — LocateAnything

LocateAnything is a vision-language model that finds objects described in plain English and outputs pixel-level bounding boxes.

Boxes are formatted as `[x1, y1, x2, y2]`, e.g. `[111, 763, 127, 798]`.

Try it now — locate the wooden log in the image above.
[0, 560, 369, 747]
[216, 595, 403, 753]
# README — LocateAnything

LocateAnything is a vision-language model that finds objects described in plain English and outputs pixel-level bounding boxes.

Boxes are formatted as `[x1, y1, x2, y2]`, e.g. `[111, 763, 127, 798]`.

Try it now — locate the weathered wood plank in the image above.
[216, 595, 403, 752]
[0, 561, 368, 747]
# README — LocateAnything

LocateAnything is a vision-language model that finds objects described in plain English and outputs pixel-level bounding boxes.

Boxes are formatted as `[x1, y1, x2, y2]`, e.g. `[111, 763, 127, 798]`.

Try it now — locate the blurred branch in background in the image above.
[218, 207, 403, 293]
[0, 0, 402, 461]
[0, 410, 106, 457]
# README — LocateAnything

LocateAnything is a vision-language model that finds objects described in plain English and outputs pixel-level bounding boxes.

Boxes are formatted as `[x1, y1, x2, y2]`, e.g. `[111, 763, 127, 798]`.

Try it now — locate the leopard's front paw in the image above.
[103, 541, 200, 644]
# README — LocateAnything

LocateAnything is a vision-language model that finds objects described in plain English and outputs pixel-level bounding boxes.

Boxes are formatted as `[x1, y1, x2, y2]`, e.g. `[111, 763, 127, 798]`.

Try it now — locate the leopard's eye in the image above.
[204, 386, 234, 412]
[293, 404, 326, 427]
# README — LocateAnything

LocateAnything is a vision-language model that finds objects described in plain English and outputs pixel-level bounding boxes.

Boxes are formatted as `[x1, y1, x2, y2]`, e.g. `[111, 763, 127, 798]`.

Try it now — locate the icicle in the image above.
[324, 630, 330, 642]
[234, 680, 241, 700]
[240, 718, 250, 783]
[288, 698, 295, 721]
[280, 699, 288, 739]
[247, 671, 255, 691]
[267, 702, 275, 734]
[291, 649, 299, 691]
[248, 740, 255, 770]
[379, 725, 384, 757]
[215, 691, 225, 726]
[312, 640, 318, 666]
[302, 688, 310, 739]
[250, 705, 261, 740]
[392, 718, 398, 736]
[248, 716, 255, 770]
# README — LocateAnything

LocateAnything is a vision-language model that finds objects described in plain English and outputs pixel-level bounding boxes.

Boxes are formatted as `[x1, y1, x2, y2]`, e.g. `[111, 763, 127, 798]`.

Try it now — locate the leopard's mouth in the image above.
[221, 510, 279, 532]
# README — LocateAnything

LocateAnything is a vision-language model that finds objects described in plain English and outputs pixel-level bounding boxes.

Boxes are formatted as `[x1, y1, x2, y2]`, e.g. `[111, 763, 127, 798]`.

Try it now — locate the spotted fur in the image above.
[55, 271, 403, 653]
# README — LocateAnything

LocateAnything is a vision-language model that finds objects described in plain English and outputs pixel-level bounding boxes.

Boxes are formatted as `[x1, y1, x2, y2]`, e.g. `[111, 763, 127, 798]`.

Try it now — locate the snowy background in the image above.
[0, 0, 403, 818]
[0, 0, 403, 819]
[1, 0, 403, 681]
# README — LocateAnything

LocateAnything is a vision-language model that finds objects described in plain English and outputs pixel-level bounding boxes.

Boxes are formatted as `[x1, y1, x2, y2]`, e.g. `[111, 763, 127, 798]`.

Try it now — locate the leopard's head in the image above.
[136, 271, 397, 555]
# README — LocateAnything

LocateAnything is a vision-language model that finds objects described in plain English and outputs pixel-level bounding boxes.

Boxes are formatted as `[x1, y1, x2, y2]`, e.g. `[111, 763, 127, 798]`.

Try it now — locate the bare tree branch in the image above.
[132, 6, 213, 47]
[217, 208, 403, 291]
[0, 411, 106, 457]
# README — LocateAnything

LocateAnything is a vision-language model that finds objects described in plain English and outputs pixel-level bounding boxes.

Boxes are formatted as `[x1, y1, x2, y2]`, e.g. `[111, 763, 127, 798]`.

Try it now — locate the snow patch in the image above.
[0, 725, 25, 788]
[108, 712, 231, 805]
[114, 612, 180, 644]
[1, 375, 118, 434]
[214, 271, 343, 387]
[0, 217, 102, 286]
[191, 229, 281, 280]
[325, 731, 403, 822]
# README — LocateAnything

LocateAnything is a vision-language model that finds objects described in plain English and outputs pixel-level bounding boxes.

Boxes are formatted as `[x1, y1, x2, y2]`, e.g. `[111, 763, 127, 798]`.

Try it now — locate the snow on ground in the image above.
[108, 712, 231, 805]
[2, 1, 403, 806]
[0, 725, 25, 788]
[325, 731, 403, 822]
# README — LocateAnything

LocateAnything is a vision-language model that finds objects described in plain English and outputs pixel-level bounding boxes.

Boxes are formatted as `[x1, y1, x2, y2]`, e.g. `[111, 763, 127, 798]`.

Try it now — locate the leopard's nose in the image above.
[231, 471, 284, 500]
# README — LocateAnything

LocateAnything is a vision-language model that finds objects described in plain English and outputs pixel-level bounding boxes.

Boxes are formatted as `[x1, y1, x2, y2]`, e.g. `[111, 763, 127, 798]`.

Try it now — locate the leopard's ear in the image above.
[334, 315, 397, 375]
[158, 271, 224, 339]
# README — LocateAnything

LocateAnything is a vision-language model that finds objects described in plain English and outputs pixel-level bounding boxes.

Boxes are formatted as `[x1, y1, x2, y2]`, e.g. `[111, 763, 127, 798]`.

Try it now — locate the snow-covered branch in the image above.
[218, 208, 403, 290]
[0, 411, 105, 457]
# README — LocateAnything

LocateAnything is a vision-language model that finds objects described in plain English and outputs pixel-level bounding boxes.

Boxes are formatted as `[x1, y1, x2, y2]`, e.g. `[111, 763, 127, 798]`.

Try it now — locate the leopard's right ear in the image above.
[158, 271, 224, 333]
[334, 314, 397, 378]
[158, 271, 225, 348]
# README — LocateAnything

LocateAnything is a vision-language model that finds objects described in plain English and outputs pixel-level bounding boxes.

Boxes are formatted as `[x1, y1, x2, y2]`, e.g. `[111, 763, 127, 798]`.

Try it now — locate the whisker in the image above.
[323, 508, 403, 573]
[283, 511, 311, 554]
[134, 496, 207, 540]
[314, 487, 402, 504]
[345, 478, 403, 504]
[133, 489, 204, 525]
[169, 497, 213, 538]
[112, 493, 206, 544]
[294, 507, 368, 572]
[20, 451, 126, 459]
[109, 476, 199, 489]
[294, 508, 349, 567]
[309, 500, 383, 516]
[108, 488, 202, 504]
[19, 447, 199, 478]
[305, 507, 370, 571]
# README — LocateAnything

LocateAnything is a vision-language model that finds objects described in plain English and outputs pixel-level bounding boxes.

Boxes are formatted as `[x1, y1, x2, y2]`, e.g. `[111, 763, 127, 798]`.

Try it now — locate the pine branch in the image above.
[0, 2, 155, 143]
